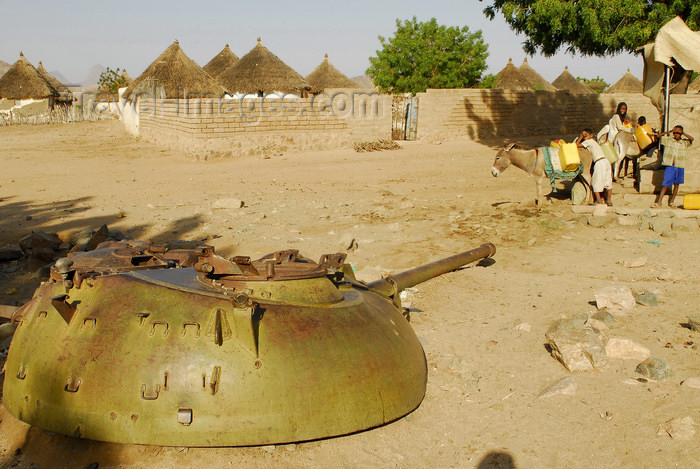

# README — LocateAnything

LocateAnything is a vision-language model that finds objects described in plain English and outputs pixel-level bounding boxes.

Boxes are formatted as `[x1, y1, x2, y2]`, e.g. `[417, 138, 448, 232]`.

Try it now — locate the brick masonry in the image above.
[136, 91, 392, 159]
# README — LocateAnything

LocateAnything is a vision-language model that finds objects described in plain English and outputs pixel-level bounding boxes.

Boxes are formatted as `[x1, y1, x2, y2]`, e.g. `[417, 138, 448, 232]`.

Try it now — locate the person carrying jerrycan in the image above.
[577, 128, 612, 206]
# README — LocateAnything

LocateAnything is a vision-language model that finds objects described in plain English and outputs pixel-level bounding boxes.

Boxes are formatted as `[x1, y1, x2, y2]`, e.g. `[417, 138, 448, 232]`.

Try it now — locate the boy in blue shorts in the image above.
[654, 125, 694, 208]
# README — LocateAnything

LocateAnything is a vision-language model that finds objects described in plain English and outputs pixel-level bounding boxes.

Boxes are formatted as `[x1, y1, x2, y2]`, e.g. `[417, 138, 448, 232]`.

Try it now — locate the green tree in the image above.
[98, 67, 129, 95]
[482, 1, 700, 56]
[367, 17, 489, 94]
[578, 76, 609, 94]
[477, 73, 499, 89]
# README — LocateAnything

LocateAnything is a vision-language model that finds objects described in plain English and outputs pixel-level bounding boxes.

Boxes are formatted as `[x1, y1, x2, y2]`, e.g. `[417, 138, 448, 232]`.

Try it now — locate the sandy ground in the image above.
[0, 120, 699, 468]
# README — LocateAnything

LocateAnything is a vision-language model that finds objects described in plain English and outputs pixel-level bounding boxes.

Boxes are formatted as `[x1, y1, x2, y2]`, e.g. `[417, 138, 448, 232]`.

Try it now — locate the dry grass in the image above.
[353, 139, 402, 152]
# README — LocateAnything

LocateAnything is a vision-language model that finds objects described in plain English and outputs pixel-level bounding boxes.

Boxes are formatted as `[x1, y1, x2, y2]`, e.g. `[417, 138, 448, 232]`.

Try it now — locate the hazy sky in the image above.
[0, 0, 643, 85]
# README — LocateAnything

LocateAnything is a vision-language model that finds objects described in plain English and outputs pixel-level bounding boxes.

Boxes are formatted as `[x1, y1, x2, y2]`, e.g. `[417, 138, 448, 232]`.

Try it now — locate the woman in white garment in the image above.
[608, 102, 634, 179]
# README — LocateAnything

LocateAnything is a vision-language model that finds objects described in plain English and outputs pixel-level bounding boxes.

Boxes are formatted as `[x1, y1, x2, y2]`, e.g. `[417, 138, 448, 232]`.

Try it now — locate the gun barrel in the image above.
[366, 243, 496, 298]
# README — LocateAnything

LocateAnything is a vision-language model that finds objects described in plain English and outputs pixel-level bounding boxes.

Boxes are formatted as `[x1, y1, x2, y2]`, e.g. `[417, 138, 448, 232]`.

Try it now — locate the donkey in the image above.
[491, 143, 593, 207]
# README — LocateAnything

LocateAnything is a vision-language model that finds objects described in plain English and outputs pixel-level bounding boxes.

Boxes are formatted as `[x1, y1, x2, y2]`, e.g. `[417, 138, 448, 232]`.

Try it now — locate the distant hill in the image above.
[0, 60, 10, 78]
[49, 70, 74, 86]
[352, 75, 374, 88]
[79, 64, 106, 90]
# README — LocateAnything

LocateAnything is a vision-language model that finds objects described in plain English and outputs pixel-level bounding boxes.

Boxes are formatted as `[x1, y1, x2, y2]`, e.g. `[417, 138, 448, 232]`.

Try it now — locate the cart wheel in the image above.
[571, 179, 590, 205]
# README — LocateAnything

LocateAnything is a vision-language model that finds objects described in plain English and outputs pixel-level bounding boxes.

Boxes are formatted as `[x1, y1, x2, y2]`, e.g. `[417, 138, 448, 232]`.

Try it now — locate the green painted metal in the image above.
[3, 241, 494, 446]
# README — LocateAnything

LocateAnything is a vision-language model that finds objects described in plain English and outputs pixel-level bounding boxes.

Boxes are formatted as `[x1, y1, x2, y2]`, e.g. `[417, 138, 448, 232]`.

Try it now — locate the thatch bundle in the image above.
[604, 69, 643, 93]
[306, 54, 359, 94]
[518, 58, 556, 91]
[123, 40, 227, 100]
[218, 38, 310, 95]
[37, 61, 73, 102]
[0, 53, 58, 100]
[552, 67, 595, 95]
[203, 44, 239, 80]
[495, 59, 533, 90]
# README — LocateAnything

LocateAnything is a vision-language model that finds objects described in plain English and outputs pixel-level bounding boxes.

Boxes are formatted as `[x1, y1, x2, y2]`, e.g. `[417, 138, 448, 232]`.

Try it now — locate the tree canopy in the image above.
[98, 67, 129, 95]
[367, 17, 489, 94]
[482, 1, 700, 56]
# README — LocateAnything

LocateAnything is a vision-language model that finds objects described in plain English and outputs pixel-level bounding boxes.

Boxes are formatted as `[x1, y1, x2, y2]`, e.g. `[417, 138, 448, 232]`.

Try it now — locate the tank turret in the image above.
[3, 240, 495, 446]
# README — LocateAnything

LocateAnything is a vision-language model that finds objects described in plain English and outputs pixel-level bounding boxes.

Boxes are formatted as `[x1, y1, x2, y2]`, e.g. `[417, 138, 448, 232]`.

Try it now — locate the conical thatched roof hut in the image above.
[0, 60, 10, 78]
[518, 58, 556, 91]
[604, 69, 643, 93]
[120, 69, 133, 85]
[203, 44, 239, 80]
[551, 66, 596, 95]
[218, 38, 310, 95]
[0, 53, 59, 100]
[123, 40, 227, 100]
[306, 54, 359, 94]
[37, 61, 73, 102]
[495, 59, 532, 90]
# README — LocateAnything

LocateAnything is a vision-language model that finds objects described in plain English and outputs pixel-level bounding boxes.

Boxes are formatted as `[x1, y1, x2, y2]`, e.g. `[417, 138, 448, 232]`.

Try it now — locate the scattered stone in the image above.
[592, 204, 608, 217]
[546, 328, 606, 372]
[638, 209, 652, 219]
[688, 315, 700, 332]
[591, 310, 616, 323]
[595, 285, 635, 312]
[638, 215, 652, 230]
[527, 238, 536, 246]
[339, 233, 358, 252]
[621, 256, 647, 268]
[19, 231, 62, 253]
[587, 215, 613, 228]
[616, 216, 640, 227]
[387, 222, 401, 232]
[656, 210, 675, 219]
[614, 207, 635, 216]
[547, 313, 589, 334]
[636, 357, 671, 380]
[537, 376, 577, 398]
[212, 198, 245, 209]
[635, 291, 658, 307]
[680, 377, 700, 389]
[584, 318, 608, 331]
[672, 218, 698, 232]
[605, 338, 651, 361]
[513, 322, 531, 332]
[660, 230, 677, 238]
[658, 417, 696, 441]
[261, 445, 276, 453]
[0, 245, 23, 262]
[571, 205, 593, 214]
[650, 218, 672, 233]
[400, 201, 414, 209]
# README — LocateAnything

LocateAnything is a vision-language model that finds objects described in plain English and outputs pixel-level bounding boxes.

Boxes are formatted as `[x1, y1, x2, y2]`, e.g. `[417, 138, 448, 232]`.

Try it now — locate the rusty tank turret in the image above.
[3, 240, 495, 446]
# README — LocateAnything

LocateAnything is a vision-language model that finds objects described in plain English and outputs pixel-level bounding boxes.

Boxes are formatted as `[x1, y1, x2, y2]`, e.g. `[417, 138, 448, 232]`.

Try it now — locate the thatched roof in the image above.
[120, 69, 133, 85]
[518, 58, 556, 91]
[203, 44, 239, 79]
[495, 59, 533, 90]
[0, 53, 58, 100]
[37, 61, 73, 102]
[604, 69, 643, 93]
[551, 66, 596, 95]
[218, 38, 310, 94]
[123, 40, 227, 100]
[306, 54, 360, 93]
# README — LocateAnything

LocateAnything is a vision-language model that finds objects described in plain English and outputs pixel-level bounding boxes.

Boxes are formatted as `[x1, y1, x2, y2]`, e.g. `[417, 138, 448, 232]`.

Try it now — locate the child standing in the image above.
[577, 128, 612, 206]
[654, 125, 694, 207]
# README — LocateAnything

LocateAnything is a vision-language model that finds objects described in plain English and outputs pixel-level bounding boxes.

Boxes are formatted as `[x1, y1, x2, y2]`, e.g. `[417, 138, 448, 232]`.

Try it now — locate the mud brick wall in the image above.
[136, 91, 391, 158]
[416, 89, 662, 141]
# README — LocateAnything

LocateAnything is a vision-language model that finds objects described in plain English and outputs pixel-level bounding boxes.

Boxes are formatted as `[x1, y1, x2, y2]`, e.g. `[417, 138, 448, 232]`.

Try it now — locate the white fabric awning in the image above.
[640, 17, 700, 104]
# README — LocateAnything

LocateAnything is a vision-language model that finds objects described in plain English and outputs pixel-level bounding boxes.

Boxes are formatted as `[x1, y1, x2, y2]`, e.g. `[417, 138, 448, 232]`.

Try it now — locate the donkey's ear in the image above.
[504, 143, 516, 152]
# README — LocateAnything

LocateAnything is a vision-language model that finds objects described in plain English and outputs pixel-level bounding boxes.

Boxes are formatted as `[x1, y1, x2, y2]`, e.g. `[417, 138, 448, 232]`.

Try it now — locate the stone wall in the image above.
[136, 90, 391, 159]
